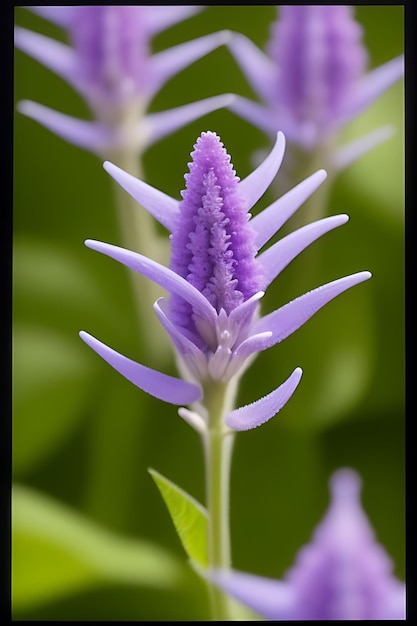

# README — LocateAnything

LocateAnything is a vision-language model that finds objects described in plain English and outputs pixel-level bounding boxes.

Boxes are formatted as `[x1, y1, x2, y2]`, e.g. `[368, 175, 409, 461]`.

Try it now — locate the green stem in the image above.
[85, 142, 170, 528]
[202, 381, 238, 621]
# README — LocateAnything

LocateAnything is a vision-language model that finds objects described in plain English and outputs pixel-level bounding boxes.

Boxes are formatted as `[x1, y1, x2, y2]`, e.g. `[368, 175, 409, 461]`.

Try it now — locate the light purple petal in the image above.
[79, 331, 202, 405]
[143, 6, 203, 36]
[227, 94, 279, 135]
[144, 94, 236, 148]
[84, 239, 217, 327]
[153, 298, 208, 380]
[251, 169, 328, 250]
[334, 126, 395, 171]
[228, 332, 273, 377]
[225, 367, 302, 431]
[17, 100, 111, 152]
[258, 214, 349, 288]
[24, 6, 76, 27]
[14, 26, 76, 87]
[384, 582, 406, 620]
[103, 162, 179, 232]
[211, 569, 297, 620]
[239, 131, 286, 210]
[335, 55, 404, 130]
[228, 291, 264, 330]
[149, 31, 231, 97]
[227, 32, 277, 103]
[253, 272, 372, 349]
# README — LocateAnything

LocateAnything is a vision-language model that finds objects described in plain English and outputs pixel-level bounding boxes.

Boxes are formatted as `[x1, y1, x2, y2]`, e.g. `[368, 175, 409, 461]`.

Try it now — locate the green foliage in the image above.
[149, 469, 208, 567]
[13, 324, 95, 474]
[12, 484, 191, 612]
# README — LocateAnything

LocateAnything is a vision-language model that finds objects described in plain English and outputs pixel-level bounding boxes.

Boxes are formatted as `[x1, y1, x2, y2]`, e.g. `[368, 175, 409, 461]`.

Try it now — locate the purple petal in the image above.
[102, 162, 179, 232]
[239, 131, 286, 210]
[334, 126, 394, 171]
[143, 6, 203, 36]
[253, 272, 372, 349]
[84, 240, 217, 327]
[17, 101, 111, 152]
[144, 94, 236, 148]
[227, 32, 277, 103]
[227, 331, 273, 378]
[336, 55, 404, 130]
[251, 169, 328, 250]
[153, 298, 208, 380]
[24, 6, 76, 27]
[14, 26, 76, 87]
[79, 331, 202, 405]
[149, 31, 231, 97]
[227, 95, 279, 136]
[211, 570, 296, 620]
[258, 214, 349, 288]
[225, 367, 302, 430]
[228, 291, 264, 331]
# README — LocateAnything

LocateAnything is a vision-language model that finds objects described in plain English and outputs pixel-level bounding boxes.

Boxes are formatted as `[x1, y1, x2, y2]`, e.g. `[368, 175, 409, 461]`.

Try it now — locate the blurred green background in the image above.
[13, 6, 404, 621]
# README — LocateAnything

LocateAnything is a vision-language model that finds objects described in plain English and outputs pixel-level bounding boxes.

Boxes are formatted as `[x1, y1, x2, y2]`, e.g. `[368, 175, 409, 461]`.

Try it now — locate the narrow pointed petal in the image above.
[144, 94, 236, 147]
[335, 55, 404, 129]
[24, 6, 76, 27]
[334, 126, 395, 171]
[177, 408, 207, 434]
[226, 367, 302, 430]
[258, 215, 349, 288]
[103, 162, 179, 232]
[211, 570, 297, 620]
[85, 240, 217, 326]
[253, 272, 372, 349]
[143, 6, 203, 36]
[251, 169, 328, 250]
[227, 33, 277, 103]
[239, 132, 286, 210]
[149, 31, 231, 97]
[227, 95, 278, 135]
[227, 331, 273, 378]
[17, 101, 111, 152]
[228, 291, 264, 329]
[14, 26, 76, 86]
[153, 298, 208, 380]
[79, 331, 202, 404]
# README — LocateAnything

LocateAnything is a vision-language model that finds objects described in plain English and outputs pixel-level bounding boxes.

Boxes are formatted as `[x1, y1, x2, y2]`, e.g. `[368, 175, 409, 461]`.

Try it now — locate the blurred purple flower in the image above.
[15, 6, 234, 155]
[227, 6, 404, 169]
[211, 468, 405, 620]
[80, 131, 371, 432]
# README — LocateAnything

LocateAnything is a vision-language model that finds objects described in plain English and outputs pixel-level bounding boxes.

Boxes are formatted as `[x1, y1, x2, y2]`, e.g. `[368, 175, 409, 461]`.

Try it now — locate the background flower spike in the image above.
[211, 467, 406, 620]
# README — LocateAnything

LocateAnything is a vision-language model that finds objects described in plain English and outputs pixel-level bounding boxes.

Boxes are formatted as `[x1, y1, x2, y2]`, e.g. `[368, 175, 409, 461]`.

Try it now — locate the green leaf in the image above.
[149, 469, 208, 567]
[12, 324, 95, 474]
[12, 484, 190, 612]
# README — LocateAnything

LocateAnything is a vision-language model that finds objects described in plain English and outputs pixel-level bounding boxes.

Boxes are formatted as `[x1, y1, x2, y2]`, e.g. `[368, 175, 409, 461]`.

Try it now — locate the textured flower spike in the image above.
[211, 468, 406, 620]
[227, 6, 404, 170]
[80, 131, 371, 432]
[15, 6, 234, 156]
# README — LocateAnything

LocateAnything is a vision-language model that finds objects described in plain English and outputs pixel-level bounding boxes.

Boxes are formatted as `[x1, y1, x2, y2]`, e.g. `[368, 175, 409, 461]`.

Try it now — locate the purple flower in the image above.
[227, 6, 404, 169]
[211, 468, 405, 620]
[80, 131, 371, 431]
[15, 6, 234, 155]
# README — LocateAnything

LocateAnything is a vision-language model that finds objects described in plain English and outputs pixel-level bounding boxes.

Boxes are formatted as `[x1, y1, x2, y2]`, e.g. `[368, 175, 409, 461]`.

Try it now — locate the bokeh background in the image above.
[13, 5, 404, 621]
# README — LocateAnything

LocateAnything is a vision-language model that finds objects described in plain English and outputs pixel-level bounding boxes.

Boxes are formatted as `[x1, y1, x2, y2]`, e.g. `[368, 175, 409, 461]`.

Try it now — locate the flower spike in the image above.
[15, 7, 233, 156]
[211, 468, 405, 620]
[227, 6, 404, 170]
[82, 131, 371, 431]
